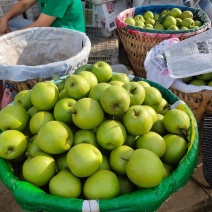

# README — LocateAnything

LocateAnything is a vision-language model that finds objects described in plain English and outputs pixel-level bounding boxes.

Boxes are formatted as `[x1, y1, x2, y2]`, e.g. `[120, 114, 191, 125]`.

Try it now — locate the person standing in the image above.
[0, 0, 85, 34]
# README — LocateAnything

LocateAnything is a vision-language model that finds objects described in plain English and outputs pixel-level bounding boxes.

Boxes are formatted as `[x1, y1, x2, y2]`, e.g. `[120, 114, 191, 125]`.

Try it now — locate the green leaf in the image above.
[52, 74, 62, 81]
[74, 64, 93, 74]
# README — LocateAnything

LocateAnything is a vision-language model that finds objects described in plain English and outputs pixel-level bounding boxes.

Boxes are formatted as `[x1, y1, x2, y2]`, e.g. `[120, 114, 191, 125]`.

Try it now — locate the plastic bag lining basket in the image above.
[116, 4, 211, 78]
[0, 75, 199, 212]
[0, 27, 91, 93]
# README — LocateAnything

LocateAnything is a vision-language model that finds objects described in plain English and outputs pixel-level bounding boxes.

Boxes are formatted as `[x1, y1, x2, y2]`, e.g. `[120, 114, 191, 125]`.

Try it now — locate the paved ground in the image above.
[0, 38, 211, 212]
[158, 155, 212, 212]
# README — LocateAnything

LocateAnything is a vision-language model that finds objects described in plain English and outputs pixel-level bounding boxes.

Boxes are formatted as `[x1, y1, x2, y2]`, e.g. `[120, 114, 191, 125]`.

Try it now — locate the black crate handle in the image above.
[191, 114, 212, 189]
[202, 114, 212, 187]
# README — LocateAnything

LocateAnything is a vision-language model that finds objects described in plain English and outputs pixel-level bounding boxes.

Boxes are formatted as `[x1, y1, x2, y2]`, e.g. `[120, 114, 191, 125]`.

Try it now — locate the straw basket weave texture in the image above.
[116, 4, 211, 78]
[6, 78, 44, 93]
[170, 88, 212, 124]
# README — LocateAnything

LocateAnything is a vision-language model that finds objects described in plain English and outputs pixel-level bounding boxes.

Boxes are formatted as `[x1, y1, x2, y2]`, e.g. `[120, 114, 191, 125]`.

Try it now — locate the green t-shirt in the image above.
[38, 0, 85, 32]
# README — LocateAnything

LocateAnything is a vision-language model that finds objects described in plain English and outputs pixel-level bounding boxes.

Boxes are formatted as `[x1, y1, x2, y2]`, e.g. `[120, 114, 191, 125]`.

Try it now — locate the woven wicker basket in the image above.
[169, 88, 212, 124]
[5, 78, 46, 93]
[116, 4, 211, 78]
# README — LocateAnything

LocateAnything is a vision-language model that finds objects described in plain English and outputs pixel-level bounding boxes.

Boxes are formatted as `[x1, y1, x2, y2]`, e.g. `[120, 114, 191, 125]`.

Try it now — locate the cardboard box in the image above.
[82, 0, 130, 31]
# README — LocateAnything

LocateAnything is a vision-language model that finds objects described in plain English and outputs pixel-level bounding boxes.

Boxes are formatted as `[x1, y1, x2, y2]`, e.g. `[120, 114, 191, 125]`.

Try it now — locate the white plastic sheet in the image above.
[144, 37, 212, 93]
[0, 27, 91, 81]
[144, 38, 180, 88]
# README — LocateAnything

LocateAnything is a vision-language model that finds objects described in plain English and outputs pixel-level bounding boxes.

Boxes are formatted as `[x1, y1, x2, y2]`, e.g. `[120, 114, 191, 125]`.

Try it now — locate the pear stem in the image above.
[121, 157, 129, 162]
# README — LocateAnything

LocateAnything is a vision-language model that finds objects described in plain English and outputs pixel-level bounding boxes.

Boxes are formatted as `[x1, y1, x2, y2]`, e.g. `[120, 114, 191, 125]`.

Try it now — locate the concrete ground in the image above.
[0, 37, 211, 212]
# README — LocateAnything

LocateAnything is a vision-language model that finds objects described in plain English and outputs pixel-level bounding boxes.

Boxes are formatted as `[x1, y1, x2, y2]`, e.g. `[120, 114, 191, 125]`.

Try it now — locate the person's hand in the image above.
[0, 18, 10, 34]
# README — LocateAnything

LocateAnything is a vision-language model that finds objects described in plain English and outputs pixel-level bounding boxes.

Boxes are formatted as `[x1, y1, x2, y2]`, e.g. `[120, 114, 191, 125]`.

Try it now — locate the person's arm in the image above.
[21, 13, 57, 29]
[0, 0, 37, 33]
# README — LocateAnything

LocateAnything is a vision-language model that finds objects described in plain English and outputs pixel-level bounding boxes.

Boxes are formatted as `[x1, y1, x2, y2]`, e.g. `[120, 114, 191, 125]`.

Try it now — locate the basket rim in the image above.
[0, 27, 91, 67]
[0, 27, 91, 81]
[116, 4, 211, 35]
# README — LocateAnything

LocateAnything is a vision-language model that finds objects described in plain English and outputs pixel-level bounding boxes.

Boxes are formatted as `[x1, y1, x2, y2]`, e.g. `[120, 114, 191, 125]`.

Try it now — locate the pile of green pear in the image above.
[182, 72, 212, 86]
[0, 61, 192, 200]
[124, 7, 203, 31]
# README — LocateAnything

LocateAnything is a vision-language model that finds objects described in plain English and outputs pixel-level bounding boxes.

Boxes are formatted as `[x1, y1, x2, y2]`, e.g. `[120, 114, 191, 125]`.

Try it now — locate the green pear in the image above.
[22, 154, 56, 187]
[29, 111, 54, 135]
[110, 73, 130, 83]
[118, 175, 136, 195]
[181, 18, 195, 28]
[124, 17, 135, 26]
[136, 131, 166, 158]
[66, 143, 103, 177]
[64, 75, 90, 100]
[151, 114, 168, 136]
[109, 145, 134, 175]
[144, 11, 154, 19]
[196, 72, 212, 81]
[163, 109, 190, 134]
[169, 8, 182, 18]
[91, 61, 113, 83]
[161, 134, 188, 166]
[83, 170, 120, 199]
[0, 104, 29, 132]
[49, 169, 82, 198]
[134, 14, 145, 22]
[14, 90, 33, 111]
[163, 16, 177, 29]
[96, 120, 126, 150]
[36, 120, 73, 154]
[180, 10, 193, 19]
[31, 81, 59, 111]
[53, 98, 76, 124]
[126, 149, 164, 188]
[143, 86, 162, 108]
[88, 82, 111, 102]
[72, 98, 104, 129]
[100, 85, 130, 115]
[73, 129, 99, 148]
[189, 79, 206, 86]
[0, 130, 27, 160]
[77, 70, 98, 89]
